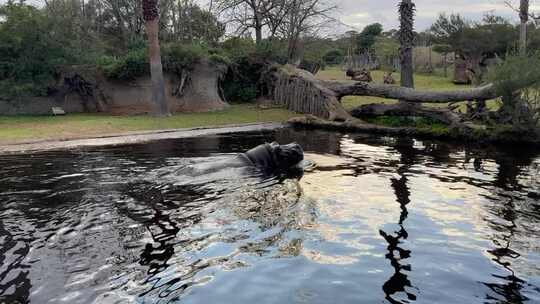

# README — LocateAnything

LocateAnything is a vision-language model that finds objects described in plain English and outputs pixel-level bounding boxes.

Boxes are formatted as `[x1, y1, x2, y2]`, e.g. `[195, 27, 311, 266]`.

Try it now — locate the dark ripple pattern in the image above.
[0, 129, 539, 304]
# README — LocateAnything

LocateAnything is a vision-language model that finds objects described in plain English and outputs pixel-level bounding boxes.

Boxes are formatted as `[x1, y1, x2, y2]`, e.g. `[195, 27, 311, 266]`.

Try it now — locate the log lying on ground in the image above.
[267, 65, 351, 121]
[323, 81, 498, 103]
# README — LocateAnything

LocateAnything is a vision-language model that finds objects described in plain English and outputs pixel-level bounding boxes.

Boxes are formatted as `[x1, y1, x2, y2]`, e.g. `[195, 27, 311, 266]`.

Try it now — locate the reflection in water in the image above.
[0, 129, 539, 303]
[380, 138, 417, 303]
[0, 218, 31, 304]
[484, 196, 528, 304]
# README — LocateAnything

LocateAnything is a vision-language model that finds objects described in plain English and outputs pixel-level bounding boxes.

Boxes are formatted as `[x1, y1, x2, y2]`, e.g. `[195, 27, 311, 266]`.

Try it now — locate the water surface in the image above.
[0, 129, 539, 303]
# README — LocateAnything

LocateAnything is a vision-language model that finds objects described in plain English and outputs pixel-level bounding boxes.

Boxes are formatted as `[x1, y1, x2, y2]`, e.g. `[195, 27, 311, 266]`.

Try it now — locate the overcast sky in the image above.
[336, 0, 535, 32]
[3, 0, 537, 34]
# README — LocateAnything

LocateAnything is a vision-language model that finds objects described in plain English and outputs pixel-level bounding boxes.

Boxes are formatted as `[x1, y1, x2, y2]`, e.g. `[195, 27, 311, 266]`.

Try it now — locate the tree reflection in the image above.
[380, 138, 417, 304]
[484, 197, 528, 303]
[0, 220, 31, 304]
[123, 182, 207, 298]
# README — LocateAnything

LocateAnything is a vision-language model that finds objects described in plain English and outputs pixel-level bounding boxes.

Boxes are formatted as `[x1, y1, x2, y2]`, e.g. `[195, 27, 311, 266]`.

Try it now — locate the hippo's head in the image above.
[268, 142, 304, 171]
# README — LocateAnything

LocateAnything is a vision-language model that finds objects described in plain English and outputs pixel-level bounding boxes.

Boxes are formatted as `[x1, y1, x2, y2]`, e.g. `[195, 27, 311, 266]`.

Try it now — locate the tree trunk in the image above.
[143, 0, 170, 116]
[398, 0, 415, 90]
[254, 14, 263, 44]
[520, 0, 529, 55]
[323, 81, 497, 103]
[443, 53, 448, 78]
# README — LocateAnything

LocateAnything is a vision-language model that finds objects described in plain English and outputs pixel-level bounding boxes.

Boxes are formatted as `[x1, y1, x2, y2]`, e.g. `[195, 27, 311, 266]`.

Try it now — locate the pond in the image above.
[0, 128, 539, 304]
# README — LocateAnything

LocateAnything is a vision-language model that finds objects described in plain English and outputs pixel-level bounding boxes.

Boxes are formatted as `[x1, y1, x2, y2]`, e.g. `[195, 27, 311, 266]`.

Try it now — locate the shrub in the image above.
[163, 43, 207, 73]
[99, 48, 148, 80]
[489, 54, 540, 129]
[0, 3, 69, 98]
[222, 37, 256, 60]
[323, 49, 344, 65]
[223, 83, 258, 103]
[209, 54, 231, 66]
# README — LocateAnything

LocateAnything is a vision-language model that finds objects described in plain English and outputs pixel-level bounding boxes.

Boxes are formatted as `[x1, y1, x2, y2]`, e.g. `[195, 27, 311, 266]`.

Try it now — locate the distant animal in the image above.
[383, 72, 396, 84]
[180, 142, 305, 178]
[346, 68, 373, 82]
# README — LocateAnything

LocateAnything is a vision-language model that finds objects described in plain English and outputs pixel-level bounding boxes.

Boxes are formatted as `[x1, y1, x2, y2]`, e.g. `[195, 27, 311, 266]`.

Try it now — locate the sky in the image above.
[336, 0, 537, 32]
[3, 0, 538, 34]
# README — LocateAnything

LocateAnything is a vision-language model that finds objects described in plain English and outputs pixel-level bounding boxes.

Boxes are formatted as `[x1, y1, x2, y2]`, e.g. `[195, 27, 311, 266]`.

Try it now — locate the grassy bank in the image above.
[316, 67, 500, 111]
[0, 104, 296, 144]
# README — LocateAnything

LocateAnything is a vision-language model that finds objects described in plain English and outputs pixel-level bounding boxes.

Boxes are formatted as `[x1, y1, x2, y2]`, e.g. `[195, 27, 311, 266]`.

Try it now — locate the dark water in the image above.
[0, 129, 539, 304]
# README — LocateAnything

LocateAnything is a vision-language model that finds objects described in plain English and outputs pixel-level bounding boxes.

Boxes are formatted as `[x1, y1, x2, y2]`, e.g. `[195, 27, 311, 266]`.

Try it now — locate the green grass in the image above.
[0, 104, 296, 144]
[316, 67, 501, 111]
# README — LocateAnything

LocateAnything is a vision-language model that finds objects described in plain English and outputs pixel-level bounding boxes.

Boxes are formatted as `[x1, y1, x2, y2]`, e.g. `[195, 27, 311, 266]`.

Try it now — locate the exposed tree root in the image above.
[266, 65, 351, 121]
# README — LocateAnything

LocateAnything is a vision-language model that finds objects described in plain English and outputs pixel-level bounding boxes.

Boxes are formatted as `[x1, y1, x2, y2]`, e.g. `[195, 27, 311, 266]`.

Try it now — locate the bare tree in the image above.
[216, 0, 335, 52]
[275, 0, 336, 64]
[215, 0, 275, 44]
[143, 0, 170, 116]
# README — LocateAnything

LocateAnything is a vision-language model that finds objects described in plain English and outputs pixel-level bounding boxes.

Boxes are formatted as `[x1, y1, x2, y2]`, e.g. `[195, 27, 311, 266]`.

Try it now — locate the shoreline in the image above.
[288, 116, 540, 146]
[0, 123, 283, 154]
[2, 115, 539, 154]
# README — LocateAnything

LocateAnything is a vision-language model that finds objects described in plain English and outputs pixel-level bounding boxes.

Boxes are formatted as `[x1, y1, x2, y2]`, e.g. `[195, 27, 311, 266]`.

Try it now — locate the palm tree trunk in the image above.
[398, 0, 415, 89]
[520, 0, 529, 55]
[143, 0, 170, 116]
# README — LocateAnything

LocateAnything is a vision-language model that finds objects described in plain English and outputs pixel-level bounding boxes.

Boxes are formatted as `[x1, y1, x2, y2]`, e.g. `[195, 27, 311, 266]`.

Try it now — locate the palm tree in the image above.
[398, 0, 415, 89]
[520, 0, 529, 55]
[143, 0, 170, 116]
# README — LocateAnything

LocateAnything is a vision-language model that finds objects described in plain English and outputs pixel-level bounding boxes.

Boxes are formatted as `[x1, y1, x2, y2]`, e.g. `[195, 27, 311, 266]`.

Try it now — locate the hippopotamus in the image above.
[176, 142, 305, 180]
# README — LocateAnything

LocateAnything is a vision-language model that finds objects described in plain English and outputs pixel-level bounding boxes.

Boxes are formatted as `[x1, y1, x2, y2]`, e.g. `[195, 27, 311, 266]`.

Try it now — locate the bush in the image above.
[209, 54, 231, 66]
[99, 48, 148, 80]
[323, 49, 344, 65]
[0, 3, 69, 98]
[163, 43, 207, 73]
[222, 82, 258, 103]
[489, 54, 540, 128]
[221, 37, 256, 60]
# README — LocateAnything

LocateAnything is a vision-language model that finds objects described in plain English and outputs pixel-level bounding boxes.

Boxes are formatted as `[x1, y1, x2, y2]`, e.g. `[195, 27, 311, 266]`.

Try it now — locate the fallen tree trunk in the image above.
[265, 65, 498, 126]
[323, 81, 497, 103]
